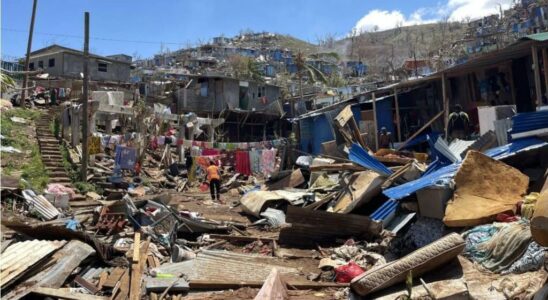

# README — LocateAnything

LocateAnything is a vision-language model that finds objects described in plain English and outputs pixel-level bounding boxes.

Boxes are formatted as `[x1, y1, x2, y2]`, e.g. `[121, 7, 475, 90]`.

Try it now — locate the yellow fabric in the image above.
[206, 165, 220, 181]
[88, 136, 101, 155]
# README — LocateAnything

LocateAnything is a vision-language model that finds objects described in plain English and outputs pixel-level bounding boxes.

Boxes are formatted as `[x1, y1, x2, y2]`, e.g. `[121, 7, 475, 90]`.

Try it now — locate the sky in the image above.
[1, 0, 514, 60]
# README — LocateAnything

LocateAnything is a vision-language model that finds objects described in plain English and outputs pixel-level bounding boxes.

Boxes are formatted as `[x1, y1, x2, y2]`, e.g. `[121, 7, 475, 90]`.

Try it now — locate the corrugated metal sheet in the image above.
[383, 164, 458, 200]
[448, 139, 475, 159]
[155, 250, 299, 282]
[0, 240, 65, 289]
[509, 110, 548, 139]
[384, 137, 548, 201]
[483, 137, 548, 160]
[349, 143, 393, 176]
[22, 190, 59, 220]
[435, 137, 460, 163]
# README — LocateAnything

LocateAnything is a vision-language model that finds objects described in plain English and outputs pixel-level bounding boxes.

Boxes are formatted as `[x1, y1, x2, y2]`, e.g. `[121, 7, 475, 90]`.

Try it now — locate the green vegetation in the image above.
[1, 73, 15, 93]
[1, 108, 48, 191]
[58, 142, 98, 194]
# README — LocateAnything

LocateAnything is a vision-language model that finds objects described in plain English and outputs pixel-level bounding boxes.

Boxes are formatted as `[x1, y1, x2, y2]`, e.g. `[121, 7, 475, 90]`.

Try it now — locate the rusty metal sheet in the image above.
[0, 240, 66, 289]
[279, 206, 382, 248]
[155, 250, 299, 282]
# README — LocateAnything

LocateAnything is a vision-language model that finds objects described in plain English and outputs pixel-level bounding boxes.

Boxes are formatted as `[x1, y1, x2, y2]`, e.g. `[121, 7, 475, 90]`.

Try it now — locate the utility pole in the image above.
[80, 12, 90, 181]
[20, 0, 38, 105]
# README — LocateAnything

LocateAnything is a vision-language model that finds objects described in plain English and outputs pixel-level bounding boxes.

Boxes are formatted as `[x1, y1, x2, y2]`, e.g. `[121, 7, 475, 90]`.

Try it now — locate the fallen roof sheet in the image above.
[154, 250, 299, 282]
[383, 137, 548, 200]
[509, 110, 548, 140]
[483, 137, 548, 160]
[22, 190, 60, 220]
[0, 240, 66, 289]
[383, 163, 458, 200]
[349, 143, 393, 176]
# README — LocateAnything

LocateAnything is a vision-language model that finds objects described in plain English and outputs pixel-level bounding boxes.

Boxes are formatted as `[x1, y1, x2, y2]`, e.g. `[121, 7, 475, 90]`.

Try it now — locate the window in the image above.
[48, 58, 55, 67]
[98, 62, 108, 72]
[29, 62, 34, 70]
[38, 61, 44, 68]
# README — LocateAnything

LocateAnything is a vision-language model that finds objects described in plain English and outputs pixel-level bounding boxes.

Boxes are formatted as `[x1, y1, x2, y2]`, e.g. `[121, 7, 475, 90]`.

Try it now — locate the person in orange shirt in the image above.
[206, 160, 221, 201]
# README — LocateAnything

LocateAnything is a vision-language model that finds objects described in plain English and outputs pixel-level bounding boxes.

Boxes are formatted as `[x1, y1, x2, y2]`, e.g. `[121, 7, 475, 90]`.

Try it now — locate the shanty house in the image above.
[27, 44, 132, 82]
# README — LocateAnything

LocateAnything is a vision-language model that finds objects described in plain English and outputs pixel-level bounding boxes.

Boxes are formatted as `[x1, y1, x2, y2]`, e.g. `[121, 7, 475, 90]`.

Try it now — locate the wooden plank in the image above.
[334, 105, 354, 127]
[145, 277, 189, 293]
[309, 163, 365, 172]
[279, 206, 382, 247]
[129, 237, 150, 300]
[372, 92, 378, 151]
[394, 89, 401, 142]
[543, 48, 548, 97]
[31, 287, 108, 300]
[396, 110, 444, 151]
[442, 73, 449, 139]
[103, 267, 125, 288]
[532, 45, 543, 108]
[97, 271, 108, 290]
[113, 270, 130, 300]
[132, 232, 141, 263]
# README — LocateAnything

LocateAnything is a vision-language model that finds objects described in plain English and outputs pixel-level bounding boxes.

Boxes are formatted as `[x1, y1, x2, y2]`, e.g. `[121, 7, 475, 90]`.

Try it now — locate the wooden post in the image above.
[80, 12, 90, 181]
[372, 92, 378, 151]
[532, 45, 542, 109]
[20, 0, 38, 105]
[442, 73, 449, 139]
[393, 88, 401, 142]
[543, 48, 548, 99]
[177, 116, 185, 163]
[508, 62, 517, 105]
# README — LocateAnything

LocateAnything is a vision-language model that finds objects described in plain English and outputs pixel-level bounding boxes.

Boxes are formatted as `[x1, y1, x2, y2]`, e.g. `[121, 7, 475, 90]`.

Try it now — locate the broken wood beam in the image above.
[396, 110, 444, 151]
[208, 234, 277, 244]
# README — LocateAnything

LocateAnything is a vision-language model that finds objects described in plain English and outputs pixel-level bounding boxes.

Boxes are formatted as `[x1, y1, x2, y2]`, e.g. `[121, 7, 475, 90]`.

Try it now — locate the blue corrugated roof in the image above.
[383, 137, 547, 200]
[349, 143, 393, 176]
[508, 110, 548, 138]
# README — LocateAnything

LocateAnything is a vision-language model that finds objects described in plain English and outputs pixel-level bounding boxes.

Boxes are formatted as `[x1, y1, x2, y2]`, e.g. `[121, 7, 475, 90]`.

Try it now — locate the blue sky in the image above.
[1, 0, 512, 59]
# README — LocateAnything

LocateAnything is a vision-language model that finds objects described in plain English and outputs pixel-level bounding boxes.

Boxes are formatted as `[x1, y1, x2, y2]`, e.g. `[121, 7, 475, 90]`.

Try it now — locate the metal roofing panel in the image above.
[509, 110, 548, 139]
[349, 143, 393, 176]
[155, 250, 299, 282]
[383, 163, 458, 200]
[448, 139, 475, 158]
[0, 240, 65, 289]
[384, 137, 548, 200]
[521, 32, 548, 42]
[22, 190, 60, 220]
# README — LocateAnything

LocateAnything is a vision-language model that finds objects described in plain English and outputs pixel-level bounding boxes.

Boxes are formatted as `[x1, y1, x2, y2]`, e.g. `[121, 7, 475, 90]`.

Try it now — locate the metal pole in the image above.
[80, 12, 90, 181]
[20, 0, 38, 105]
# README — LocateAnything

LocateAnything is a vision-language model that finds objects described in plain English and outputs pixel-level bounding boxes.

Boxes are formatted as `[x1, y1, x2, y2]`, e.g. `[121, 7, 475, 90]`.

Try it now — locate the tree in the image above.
[227, 55, 264, 83]
[1, 73, 15, 93]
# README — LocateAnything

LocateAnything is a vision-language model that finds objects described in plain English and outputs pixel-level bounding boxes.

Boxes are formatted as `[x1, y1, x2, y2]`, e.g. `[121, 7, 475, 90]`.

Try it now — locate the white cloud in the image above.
[352, 0, 515, 33]
[446, 0, 514, 21]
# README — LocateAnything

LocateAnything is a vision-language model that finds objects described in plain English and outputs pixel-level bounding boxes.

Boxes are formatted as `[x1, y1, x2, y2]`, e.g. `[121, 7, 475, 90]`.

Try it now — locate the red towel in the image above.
[235, 151, 251, 175]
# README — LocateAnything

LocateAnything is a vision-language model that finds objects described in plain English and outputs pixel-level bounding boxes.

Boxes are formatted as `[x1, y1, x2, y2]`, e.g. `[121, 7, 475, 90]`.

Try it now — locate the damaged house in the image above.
[176, 75, 286, 142]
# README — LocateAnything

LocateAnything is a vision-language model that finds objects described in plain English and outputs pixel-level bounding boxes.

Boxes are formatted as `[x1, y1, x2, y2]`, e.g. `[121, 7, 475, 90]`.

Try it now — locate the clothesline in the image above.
[179, 137, 287, 150]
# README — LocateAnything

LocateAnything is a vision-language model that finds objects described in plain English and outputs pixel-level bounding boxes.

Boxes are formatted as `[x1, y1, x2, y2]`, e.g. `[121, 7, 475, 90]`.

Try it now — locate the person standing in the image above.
[448, 104, 470, 140]
[206, 160, 221, 201]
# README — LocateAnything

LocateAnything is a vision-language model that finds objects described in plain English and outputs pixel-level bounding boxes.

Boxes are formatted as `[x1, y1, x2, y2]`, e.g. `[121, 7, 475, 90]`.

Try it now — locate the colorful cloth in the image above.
[203, 149, 220, 156]
[115, 145, 137, 170]
[88, 136, 101, 155]
[261, 148, 277, 176]
[235, 151, 251, 176]
[250, 149, 262, 174]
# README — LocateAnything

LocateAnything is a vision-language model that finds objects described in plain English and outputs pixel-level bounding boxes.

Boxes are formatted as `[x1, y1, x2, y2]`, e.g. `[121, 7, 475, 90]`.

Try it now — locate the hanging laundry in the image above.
[250, 149, 262, 174]
[115, 145, 137, 170]
[235, 151, 251, 175]
[261, 148, 277, 176]
[88, 136, 101, 155]
[157, 136, 165, 145]
[202, 148, 220, 156]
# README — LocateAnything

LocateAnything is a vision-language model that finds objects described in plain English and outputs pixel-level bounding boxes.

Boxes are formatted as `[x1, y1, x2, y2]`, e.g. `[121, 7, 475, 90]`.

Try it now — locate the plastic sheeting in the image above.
[349, 143, 393, 176]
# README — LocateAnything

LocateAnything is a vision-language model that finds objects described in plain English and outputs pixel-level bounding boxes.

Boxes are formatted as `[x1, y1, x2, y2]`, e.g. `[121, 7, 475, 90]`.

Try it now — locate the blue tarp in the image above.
[349, 143, 393, 176]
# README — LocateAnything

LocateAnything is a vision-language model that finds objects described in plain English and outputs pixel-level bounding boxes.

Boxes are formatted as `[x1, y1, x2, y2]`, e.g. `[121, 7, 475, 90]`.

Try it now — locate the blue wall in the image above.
[299, 105, 362, 155]
[375, 98, 394, 134]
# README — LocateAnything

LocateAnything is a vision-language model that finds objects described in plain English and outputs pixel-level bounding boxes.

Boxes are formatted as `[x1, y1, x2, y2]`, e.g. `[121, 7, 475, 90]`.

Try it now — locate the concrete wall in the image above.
[29, 52, 130, 82]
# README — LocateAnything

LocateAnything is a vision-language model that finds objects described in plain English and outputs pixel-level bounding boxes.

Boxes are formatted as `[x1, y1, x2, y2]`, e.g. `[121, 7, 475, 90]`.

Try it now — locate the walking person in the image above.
[206, 160, 221, 202]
